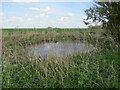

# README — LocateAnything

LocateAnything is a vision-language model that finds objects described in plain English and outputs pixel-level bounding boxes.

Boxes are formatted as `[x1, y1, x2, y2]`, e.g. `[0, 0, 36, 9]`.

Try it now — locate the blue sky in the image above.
[0, 1, 94, 28]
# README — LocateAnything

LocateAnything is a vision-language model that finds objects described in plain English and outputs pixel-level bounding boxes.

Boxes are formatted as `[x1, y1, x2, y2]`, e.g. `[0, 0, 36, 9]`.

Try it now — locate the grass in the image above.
[2, 28, 119, 88]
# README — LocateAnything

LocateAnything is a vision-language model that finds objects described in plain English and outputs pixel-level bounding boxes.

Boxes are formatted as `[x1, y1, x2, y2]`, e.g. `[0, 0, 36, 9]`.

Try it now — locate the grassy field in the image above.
[2, 28, 119, 88]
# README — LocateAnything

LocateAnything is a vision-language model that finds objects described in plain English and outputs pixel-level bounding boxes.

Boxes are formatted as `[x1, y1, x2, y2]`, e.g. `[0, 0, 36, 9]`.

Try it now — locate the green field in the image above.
[2, 28, 119, 88]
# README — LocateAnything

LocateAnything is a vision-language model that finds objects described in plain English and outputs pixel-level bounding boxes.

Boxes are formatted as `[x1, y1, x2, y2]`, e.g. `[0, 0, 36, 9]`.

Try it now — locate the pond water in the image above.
[28, 41, 95, 57]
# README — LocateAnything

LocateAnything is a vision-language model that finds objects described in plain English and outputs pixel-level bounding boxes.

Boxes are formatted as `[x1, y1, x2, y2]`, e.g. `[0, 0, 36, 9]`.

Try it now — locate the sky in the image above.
[0, 0, 95, 28]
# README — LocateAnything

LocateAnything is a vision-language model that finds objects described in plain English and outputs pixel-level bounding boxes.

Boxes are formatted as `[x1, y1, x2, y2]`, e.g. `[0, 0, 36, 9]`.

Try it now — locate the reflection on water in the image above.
[28, 41, 95, 57]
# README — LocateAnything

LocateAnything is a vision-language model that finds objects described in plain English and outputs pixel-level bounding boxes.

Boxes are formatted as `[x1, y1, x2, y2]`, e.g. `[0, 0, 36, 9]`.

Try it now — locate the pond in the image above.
[28, 41, 95, 57]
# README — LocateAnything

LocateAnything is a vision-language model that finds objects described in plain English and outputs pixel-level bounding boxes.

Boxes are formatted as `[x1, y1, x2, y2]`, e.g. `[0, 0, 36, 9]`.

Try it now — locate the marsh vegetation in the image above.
[2, 28, 119, 88]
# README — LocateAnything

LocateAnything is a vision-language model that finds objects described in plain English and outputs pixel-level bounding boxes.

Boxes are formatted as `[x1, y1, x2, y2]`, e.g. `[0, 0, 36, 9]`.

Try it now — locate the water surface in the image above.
[28, 41, 95, 57]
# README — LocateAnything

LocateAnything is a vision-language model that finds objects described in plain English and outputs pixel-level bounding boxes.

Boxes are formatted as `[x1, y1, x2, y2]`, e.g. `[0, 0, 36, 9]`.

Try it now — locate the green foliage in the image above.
[84, 1, 120, 43]
[3, 50, 119, 88]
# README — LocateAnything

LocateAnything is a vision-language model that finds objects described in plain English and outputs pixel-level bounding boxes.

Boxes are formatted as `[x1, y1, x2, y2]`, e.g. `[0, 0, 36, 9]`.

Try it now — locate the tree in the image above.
[47, 27, 53, 30]
[84, 1, 120, 43]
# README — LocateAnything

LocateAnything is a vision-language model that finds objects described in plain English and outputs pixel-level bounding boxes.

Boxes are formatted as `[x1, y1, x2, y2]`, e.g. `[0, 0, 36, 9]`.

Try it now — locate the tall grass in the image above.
[2, 29, 119, 88]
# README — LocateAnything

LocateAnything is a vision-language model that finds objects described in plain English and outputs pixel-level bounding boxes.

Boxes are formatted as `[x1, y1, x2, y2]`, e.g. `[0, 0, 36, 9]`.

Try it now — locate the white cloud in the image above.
[66, 13, 75, 17]
[39, 13, 48, 17]
[91, 23, 95, 26]
[4, 0, 94, 2]
[29, 7, 40, 11]
[58, 17, 68, 21]
[82, 16, 87, 20]
[0, 12, 3, 17]
[58, 13, 75, 22]
[44, 6, 51, 12]
[10, 16, 24, 21]
[2, 15, 87, 28]
[27, 18, 32, 21]
[8, 0, 40, 3]
[3, 16, 35, 28]
[25, 14, 30, 16]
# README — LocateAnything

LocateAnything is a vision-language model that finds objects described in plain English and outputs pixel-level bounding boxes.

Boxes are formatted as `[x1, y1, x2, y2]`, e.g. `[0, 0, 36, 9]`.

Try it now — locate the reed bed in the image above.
[2, 29, 119, 88]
